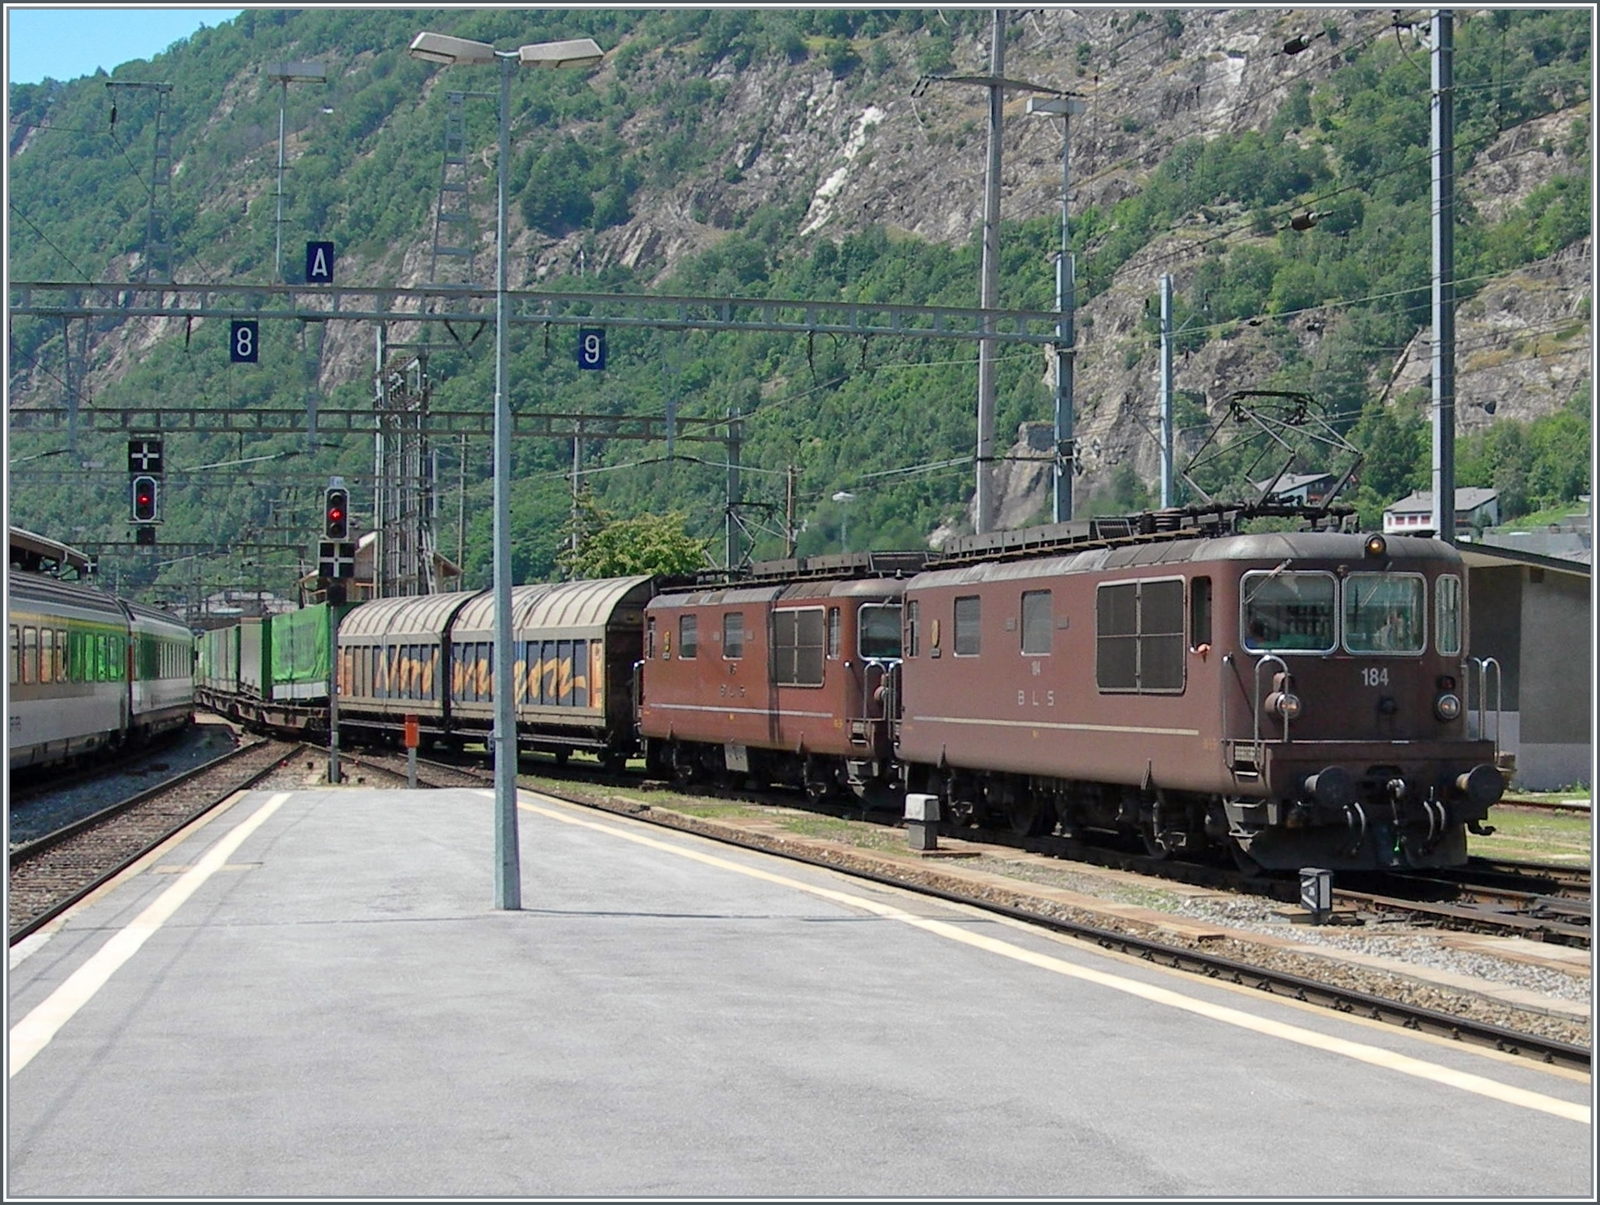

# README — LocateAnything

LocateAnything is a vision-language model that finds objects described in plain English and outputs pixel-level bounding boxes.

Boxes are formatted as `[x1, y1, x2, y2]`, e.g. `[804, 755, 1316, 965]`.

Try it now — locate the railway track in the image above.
[8, 738, 305, 945]
[337, 748, 1589, 1072]
[343, 748, 1591, 948]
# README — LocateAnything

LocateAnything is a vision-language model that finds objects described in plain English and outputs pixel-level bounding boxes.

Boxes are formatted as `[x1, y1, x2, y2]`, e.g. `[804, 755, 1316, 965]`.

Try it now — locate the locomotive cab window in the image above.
[679, 614, 698, 660]
[953, 596, 981, 656]
[1434, 574, 1462, 657]
[1343, 573, 1425, 655]
[858, 604, 902, 659]
[1020, 590, 1052, 656]
[723, 612, 745, 659]
[1241, 571, 1336, 654]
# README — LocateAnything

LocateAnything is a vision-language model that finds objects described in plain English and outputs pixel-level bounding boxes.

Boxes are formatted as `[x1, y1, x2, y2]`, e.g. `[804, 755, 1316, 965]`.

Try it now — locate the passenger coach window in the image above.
[1344, 573, 1426, 655]
[1241, 571, 1336, 653]
[1097, 580, 1184, 693]
[40, 629, 54, 683]
[22, 627, 37, 684]
[858, 604, 901, 659]
[954, 596, 981, 656]
[1434, 575, 1462, 657]
[1021, 591, 1052, 656]
[723, 613, 744, 659]
[679, 614, 698, 659]
[9, 625, 18, 684]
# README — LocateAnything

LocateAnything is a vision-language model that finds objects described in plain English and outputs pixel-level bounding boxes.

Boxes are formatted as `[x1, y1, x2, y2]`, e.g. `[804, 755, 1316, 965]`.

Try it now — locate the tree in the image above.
[557, 490, 712, 578]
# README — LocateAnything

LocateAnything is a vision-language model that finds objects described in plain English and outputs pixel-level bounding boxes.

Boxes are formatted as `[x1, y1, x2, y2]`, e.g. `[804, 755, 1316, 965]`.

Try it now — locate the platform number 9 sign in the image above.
[577, 327, 607, 371]
[230, 320, 260, 363]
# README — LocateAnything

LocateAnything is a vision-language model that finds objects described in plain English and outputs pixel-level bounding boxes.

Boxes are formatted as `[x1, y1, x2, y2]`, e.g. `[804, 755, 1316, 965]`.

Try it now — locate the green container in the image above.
[270, 603, 353, 702]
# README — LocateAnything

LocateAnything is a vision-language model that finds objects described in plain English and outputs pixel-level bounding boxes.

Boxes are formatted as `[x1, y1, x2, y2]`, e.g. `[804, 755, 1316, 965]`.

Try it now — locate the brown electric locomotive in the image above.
[894, 527, 1503, 871]
[638, 553, 925, 801]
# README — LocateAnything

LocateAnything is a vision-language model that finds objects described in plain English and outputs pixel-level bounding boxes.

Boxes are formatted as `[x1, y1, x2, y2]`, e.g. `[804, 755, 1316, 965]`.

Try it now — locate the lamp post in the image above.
[832, 491, 856, 553]
[410, 31, 604, 911]
[266, 60, 327, 283]
[1025, 94, 1086, 524]
[911, 10, 1068, 534]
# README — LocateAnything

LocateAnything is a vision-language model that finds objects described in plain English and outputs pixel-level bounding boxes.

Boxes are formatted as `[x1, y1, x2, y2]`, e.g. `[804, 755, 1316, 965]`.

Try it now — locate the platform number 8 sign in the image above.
[230, 320, 260, 363]
[577, 327, 607, 371]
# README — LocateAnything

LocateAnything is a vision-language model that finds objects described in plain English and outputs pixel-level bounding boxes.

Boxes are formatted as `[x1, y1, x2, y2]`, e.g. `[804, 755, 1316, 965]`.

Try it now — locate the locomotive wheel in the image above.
[1140, 827, 1171, 860]
[802, 758, 835, 803]
[1006, 797, 1054, 838]
[1229, 838, 1264, 876]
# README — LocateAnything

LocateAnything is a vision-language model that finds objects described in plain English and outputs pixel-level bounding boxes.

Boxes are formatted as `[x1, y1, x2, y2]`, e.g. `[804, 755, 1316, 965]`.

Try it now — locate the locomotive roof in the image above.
[909, 530, 1460, 588]
[649, 575, 909, 609]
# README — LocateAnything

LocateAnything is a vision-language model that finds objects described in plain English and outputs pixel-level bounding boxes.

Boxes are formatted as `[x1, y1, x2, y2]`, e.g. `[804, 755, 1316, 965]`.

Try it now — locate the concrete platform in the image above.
[8, 787, 1594, 1197]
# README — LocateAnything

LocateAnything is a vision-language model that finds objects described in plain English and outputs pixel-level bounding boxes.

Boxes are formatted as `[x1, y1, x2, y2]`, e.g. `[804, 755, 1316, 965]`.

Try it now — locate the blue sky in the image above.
[6, 7, 242, 86]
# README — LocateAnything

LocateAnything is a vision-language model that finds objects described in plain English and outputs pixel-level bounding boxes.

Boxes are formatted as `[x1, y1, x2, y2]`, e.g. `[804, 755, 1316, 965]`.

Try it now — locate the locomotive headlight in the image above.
[1434, 692, 1462, 722]
[1267, 691, 1302, 720]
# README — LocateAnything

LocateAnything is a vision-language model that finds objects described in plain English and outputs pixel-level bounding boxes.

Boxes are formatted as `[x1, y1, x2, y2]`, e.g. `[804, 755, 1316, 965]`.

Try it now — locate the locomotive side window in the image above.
[1435, 574, 1462, 657]
[827, 607, 841, 658]
[773, 607, 825, 686]
[1190, 577, 1212, 649]
[645, 616, 656, 660]
[905, 601, 920, 658]
[1096, 579, 1185, 692]
[858, 604, 902, 659]
[954, 596, 981, 656]
[1343, 573, 1425, 654]
[679, 614, 698, 660]
[1241, 571, 1336, 654]
[723, 610, 746, 659]
[1020, 590, 1052, 656]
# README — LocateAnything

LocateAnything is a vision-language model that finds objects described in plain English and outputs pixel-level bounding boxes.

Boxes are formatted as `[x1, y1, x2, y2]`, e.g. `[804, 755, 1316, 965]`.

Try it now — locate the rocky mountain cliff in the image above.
[7, 7, 1591, 564]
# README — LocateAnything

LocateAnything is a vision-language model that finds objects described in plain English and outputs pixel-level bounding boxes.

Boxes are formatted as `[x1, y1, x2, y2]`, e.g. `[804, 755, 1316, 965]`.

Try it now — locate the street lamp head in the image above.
[518, 38, 605, 69]
[409, 31, 497, 66]
[267, 60, 327, 84]
[1026, 95, 1087, 117]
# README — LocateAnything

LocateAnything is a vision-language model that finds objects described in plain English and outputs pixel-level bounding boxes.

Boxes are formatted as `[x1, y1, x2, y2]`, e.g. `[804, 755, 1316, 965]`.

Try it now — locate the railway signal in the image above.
[131, 474, 159, 523]
[324, 486, 349, 540]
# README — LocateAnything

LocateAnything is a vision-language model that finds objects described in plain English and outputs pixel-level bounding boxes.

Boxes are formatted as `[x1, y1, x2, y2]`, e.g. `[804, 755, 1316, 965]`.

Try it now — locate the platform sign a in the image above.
[577, 327, 607, 371]
[306, 241, 335, 284]
[230, 320, 259, 363]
